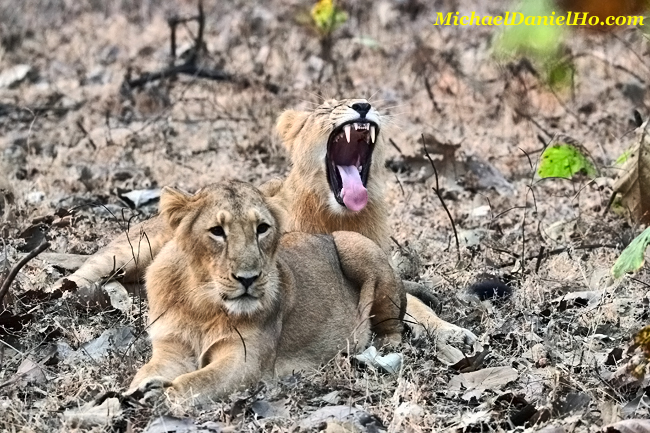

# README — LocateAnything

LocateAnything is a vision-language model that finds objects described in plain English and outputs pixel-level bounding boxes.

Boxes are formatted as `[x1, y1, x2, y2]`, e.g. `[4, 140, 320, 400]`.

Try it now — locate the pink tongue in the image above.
[337, 165, 368, 212]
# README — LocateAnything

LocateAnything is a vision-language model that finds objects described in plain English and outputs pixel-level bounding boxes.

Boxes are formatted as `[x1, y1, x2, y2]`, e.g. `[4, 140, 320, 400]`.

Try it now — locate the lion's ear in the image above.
[276, 109, 308, 151]
[258, 178, 283, 198]
[160, 186, 193, 230]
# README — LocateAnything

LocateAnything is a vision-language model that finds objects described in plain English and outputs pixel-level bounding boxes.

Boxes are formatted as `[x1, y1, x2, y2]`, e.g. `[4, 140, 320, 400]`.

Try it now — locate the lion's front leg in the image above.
[405, 294, 479, 362]
[169, 336, 276, 405]
[128, 338, 196, 396]
[53, 216, 170, 297]
[331, 231, 405, 344]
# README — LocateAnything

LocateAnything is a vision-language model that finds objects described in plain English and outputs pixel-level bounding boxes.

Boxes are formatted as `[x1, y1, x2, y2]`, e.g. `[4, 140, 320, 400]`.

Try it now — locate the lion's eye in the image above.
[256, 223, 270, 235]
[209, 226, 226, 237]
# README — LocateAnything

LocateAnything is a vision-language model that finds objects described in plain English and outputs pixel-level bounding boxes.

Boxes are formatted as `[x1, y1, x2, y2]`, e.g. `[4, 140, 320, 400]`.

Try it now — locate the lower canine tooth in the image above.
[344, 125, 351, 143]
[358, 165, 362, 173]
[370, 125, 376, 143]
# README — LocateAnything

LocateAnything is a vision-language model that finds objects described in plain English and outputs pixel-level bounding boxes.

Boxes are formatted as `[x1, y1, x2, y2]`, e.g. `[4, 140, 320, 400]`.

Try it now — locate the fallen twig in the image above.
[423, 76, 442, 113]
[534, 245, 546, 273]
[0, 241, 50, 305]
[126, 62, 232, 88]
[122, 0, 280, 94]
[123, 1, 230, 89]
[388, 138, 404, 156]
[0, 103, 83, 121]
[422, 134, 460, 263]
[494, 243, 617, 269]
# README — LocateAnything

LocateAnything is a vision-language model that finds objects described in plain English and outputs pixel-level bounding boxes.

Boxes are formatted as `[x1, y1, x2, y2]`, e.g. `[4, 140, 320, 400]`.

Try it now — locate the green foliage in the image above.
[493, 0, 572, 88]
[537, 144, 596, 179]
[311, 0, 348, 36]
[494, 0, 563, 59]
[547, 60, 574, 88]
[616, 149, 632, 165]
[611, 226, 650, 279]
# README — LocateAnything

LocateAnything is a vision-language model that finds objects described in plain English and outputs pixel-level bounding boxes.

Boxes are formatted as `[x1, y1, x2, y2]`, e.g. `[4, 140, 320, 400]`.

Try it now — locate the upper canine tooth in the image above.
[344, 125, 351, 143]
[370, 125, 376, 143]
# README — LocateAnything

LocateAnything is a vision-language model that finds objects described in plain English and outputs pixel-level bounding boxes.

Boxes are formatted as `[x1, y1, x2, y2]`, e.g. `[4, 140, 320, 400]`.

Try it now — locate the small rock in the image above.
[86, 66, 110, 85]
[0, 64, 32, 88]
[471, 205, 491, 217]
[466, 155, 515, 196]
[144, 416, 197, 433]
[459, 229, 489, 248]
[13, 357, 46, 386]
[26, 191, 45, 204]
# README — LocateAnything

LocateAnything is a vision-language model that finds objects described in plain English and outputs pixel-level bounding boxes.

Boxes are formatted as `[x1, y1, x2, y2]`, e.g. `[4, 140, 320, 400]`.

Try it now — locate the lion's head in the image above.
[276, 99, 385, 214]
[159, 181, 284, 316]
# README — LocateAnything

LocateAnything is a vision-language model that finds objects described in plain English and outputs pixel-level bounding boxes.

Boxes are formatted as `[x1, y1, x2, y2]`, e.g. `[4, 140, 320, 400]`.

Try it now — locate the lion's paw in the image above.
[53, 276, 114, 309]
[409, 320, 480, 365]
[433, 322, 477, 348]
[125, 376, 173, 403]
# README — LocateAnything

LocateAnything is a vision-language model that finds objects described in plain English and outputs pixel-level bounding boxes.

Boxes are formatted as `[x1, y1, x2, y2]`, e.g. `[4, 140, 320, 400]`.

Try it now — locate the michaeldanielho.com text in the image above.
[434, 11, 644, 27]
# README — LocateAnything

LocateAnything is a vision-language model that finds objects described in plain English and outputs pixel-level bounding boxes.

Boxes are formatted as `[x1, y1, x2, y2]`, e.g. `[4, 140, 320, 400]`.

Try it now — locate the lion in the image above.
[127, 181, 405, 404]
[56, 98, 476, 352]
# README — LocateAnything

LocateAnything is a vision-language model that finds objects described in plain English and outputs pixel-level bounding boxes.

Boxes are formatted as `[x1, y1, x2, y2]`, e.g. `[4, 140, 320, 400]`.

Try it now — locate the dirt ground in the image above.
[1, 0, 649, 431]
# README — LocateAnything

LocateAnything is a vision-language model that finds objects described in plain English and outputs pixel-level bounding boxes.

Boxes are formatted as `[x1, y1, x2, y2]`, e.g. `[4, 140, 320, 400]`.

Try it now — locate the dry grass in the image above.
[1, 0, 649, 431]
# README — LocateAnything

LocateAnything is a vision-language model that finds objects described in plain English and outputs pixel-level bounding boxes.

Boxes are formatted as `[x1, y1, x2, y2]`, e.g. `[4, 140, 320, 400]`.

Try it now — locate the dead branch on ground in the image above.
[0, 241, 50, 305]
[494, 243, 617, 269]
[122, 0, 279, 94]
[422, 134, 461, 263]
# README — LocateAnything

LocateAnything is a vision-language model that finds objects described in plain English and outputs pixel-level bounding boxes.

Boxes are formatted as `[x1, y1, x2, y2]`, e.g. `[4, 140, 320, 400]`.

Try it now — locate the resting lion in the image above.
[56, 98, 476, 350]
[127, 181, 405, 404]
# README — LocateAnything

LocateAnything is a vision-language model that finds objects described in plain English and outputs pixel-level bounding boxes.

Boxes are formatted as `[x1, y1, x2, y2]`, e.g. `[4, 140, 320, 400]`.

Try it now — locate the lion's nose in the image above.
[232, 273, 259, 290]
[351, 102, 371, 118]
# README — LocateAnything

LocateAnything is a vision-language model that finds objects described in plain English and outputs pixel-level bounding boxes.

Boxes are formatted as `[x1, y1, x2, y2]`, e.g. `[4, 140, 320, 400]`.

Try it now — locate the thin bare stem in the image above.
[422, 134, 460, 263]
[0, 241, 50, 305]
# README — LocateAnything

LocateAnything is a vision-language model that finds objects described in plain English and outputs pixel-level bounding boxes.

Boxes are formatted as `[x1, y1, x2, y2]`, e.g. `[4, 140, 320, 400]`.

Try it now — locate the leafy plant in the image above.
[493, 0, 572, 88]
[616, 149, 633, 165]
[537, 143, 596, 179]
[310, 0, 348, 36]
[611, 226, 650, 278]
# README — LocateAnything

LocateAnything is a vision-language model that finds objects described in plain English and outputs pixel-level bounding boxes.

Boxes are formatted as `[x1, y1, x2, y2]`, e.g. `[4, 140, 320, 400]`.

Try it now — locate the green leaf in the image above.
[493, 0, 573, 88]
[612, 226, 650, 278]
[537, 144, 596, 179]
[493, 0, 565, 60]
[311, 0, 348, 34]
[547, 60, 574, 89]
[616, 149, 632, 165]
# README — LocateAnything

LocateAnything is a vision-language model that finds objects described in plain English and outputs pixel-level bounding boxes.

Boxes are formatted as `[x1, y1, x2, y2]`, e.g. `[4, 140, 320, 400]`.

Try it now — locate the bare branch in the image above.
[0, 241, 50, 305]
[422, 134, 460, 263]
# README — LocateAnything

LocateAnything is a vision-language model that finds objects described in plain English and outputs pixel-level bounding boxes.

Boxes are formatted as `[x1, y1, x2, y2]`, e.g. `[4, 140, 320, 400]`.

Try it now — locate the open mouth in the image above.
[326, 120, 378, 212]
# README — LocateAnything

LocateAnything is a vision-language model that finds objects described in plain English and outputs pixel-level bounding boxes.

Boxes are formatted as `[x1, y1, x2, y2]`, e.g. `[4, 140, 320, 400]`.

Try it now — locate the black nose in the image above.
[233, 274, 259, 290]
[351, 102, 371, 118]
